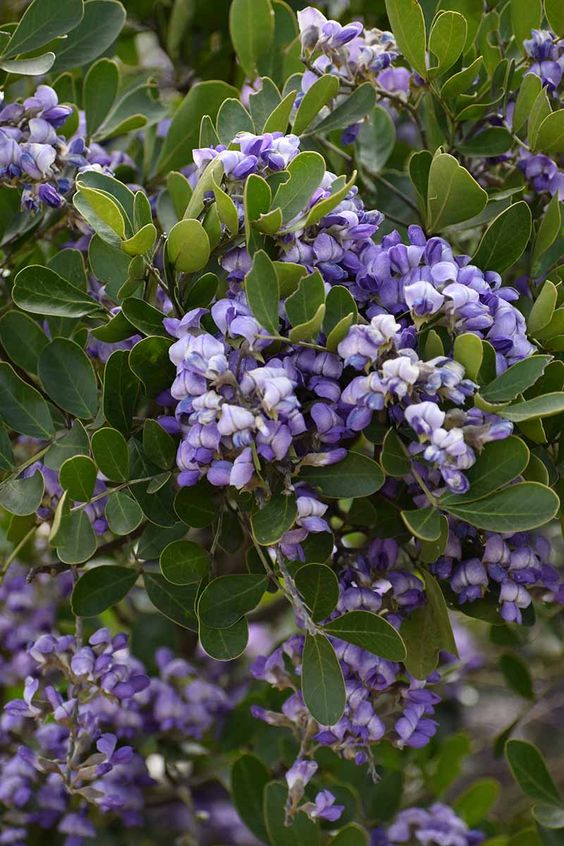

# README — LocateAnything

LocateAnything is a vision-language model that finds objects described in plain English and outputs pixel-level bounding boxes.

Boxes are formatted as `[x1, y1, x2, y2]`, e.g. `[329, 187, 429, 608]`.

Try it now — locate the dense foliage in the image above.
[0, 0, 563, 843]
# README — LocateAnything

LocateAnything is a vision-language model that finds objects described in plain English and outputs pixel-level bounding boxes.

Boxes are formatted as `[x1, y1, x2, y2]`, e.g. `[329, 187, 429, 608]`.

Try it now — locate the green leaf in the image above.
[513, 73, 542, 134]
[91, 427, 129, 482]
[251, 493, 297, 545]
[286, 270, 325, 327]
[506, 740, 561, 805]
[536, 110, 564, 156]
[511, 0, 541, 51]
[84, 58, 119, 136]
[137, 522, 186, 560]
[356, 106, 396, 174]
[440, 437, 529, 504]
[121, 224, 157, 257]
[142, 420, 176, 470]
[0, 471, 44, 517]
[229, 0, 275, 78]
[453, 333, 483, 381]
[0, 363, 54, 438]
[430, 732, 471, 795]
[441, 57, 483, 99]
[160, 540, 210, 585]
[401, 507, 442, 541]
[499, 393, 564, 422]
[106, 491, 144, 535]
[103, 350, 140, 433]
[529, 87, 552, 148]
[120, 299, 168, 339]
[0, 425, 14, 471]
[459, 128, 513, 158]
[273, 151, 326, 223]
[51, 0, 126, 72]
[249, 77, 282, 131]
[216, 98, 254, 145]
[199, 617, 249, 661]
[213, 177, 240, 236]
[420, 514, 450, 564]
[295, 563, 339, 622]
[313, 83, 376, 134]
[44, 421, 89, 470]
[0, 311, 49, 376]
[385, 0, 427, 77]
[480, 356, 552, 402]
[244, 249, 280, 335]
[298, 451, 384, 498]
[56, 509, 97, 565]
[174, 481, 216, 528]
[533, 805, 564, 830]
[166, 218, 210, 273]
[322, 288, 358, 342]
[198, 574, 268, 628]
[499, 653, 534, 700]
[472, 202, 532, 273]
[293, 74, 339, 135]
[381, 429, 411, 477]
[3, 0, 83, 59]
[71, 565, 137, 616]
[428, 11, 467, 75]
[444, 482, 559, 532]
[59, 455, 96, 502]
[38, 339, 98, 419]
[289, 303, 325, 342]
[427, 153, 488, 231]
[454, 779, 500, 827]
[529, 281, 558, 336]
[144, 572, 198, 630]
[264, 781, 320, 846]
[330, 825, 369, 846]
[13, 265, 101, 318]
[302, 633, 346, 725]
[129, 337, 174, 396]
[545, 0, 564, 36]
[0, 53, 55, 75]
[231, 755, 270, 843]
[401, 570, 457, 679]
[409, 149, 433, 207]
[156, 81, 238, 174]
[263, 90, 297, 134]
[324, 610, 407, 660]
[532, 196, 561, 269]
[304, 173, 357, 228]
[74, 186, 126, 244]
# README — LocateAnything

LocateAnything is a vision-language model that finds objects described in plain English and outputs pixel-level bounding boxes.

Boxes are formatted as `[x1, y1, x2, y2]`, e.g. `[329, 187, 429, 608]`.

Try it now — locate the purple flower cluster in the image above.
[22, 459, 108, 535]
[372, 802, 485, 846]
[297, 6, 400, 83]
[524, 29, 564, 92]
[0, 85, 93, 211]
[518, 149, 564, 201]
[433, 526, 561, 623]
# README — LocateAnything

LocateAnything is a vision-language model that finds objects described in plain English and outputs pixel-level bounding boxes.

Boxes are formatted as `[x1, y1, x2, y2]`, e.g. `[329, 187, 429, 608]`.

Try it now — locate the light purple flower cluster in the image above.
[297, 6, 400, 83]
[518, 149, 564, 201]
[433, 526, 561, 623]
[524, 29, 564, 92]
[0, 85, 93, 211]
[285, 759, 344, 822]
[193, 130, 301, 181]
[372, 802, 485, 846]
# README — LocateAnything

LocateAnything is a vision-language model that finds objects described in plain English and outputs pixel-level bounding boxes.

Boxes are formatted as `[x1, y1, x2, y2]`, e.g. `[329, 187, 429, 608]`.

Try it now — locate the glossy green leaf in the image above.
[298, 451, 385, 498]
[174, 481, 216, 528]
[499, 393, 564, 422]
[51, 0, 126, 72]
[444, 482, 559, 531]
[0, 471, 44, 517]
[429, 11, 467, 75]
[244, 249, 280, 335]
[103, 350, 140, 433]
[324, 610, 406, 660]
[56, 508, 97, 565]
[441, 57, 483, 99]
[293, 74, 339, 135]
[401, 570, 457, 678]
[144, 572, 198, 630]
[166, 218, 210, 273]
[199, 617, 249, 661]
[532, 196, 562, 268]
[3, 0, 83, 59]
[330, 825, 369, 846]
[84, 58, 119, 136]
[91, 427, 129, 482]
[536, 110, 564, 155]
[160, 540, 210, 585]
[264, 781, 320, 846]
[251, 493, 297, 545]
[472, 202, 532, 273]
[440, 437, 529, 505]
[198, 574, 268, 628]
[129, 337, 174, 396]
[533, 805, 564, 830]
[72, 565, 137, 616]
[427, 153, 488, 231]
[0, 52, 55, 75]
[506, 740, 561, 805]
[0, 363, 54, 438]
[511, 0, 541, 51]
[0, 311, 48, 376]
[302, 633, 346, 725]
[401, 506, 442, 541]
[44, 421, 89, 470]
[229, 0, 275, 78]
[13, 265, 101, 318]
[142, 420, 176, 470]
[453, 333, 483, 381]
[105, 491, 143, 535]
[273, 151, 326, 222]
[513, 73, 542, 134]
[545, 0, 564, 36]
[286, 270, 325, 327]
[385, 0, 427, 77]
[480, 356, 552, 402]
[499, 653, 534, 700]
[38, 339, 98, 419]
[231, 755, 270, 843]
[216, 98, 254, 145]
[59, 455, 96, 502]
[356, 106, 396, 174]
[313, 83, 376, 134]
[294, 563, 339, 622]
[454, 779, 500, 827]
